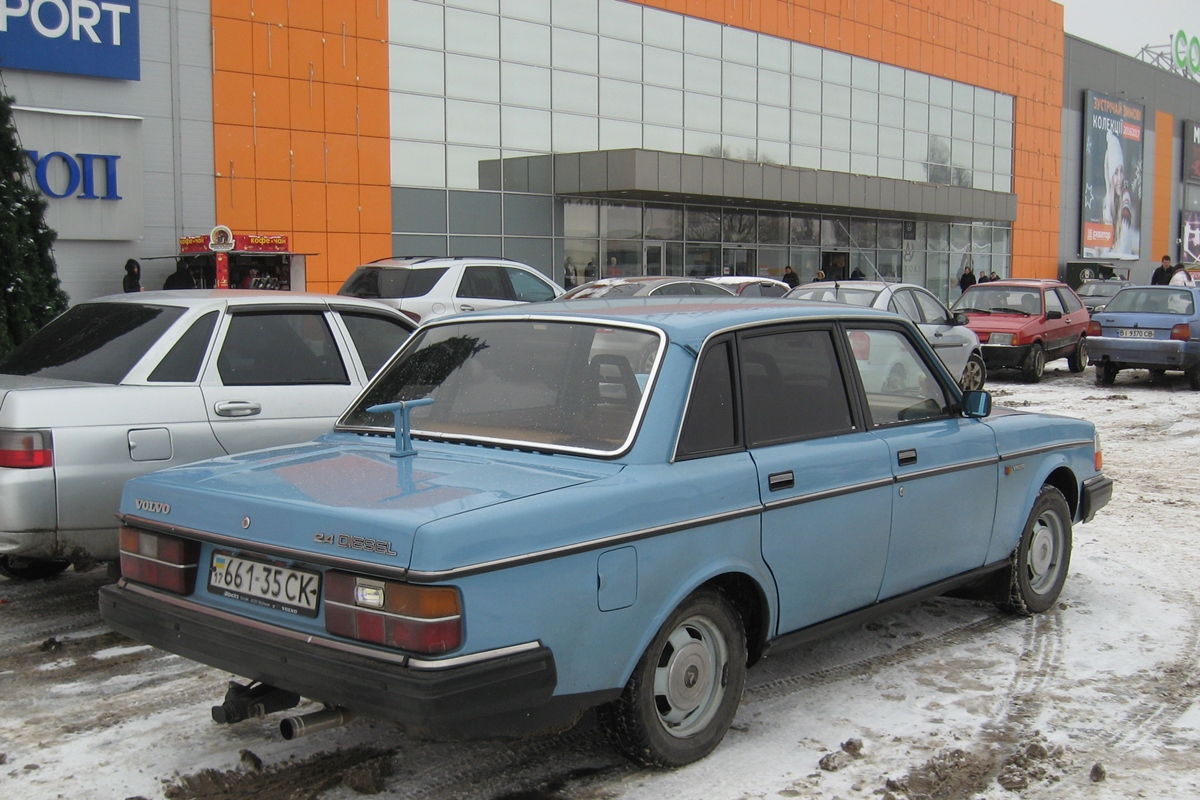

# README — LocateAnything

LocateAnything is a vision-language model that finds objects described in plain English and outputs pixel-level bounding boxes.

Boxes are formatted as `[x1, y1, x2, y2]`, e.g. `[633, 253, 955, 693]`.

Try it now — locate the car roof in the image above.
[355, 257, 532, 270]
[977, 279, 1064, 289]
[438, 296, 901, 350]
[792, 280, 891, 291]
[707, 276, 789, 286]
[80, 290, 409, 314]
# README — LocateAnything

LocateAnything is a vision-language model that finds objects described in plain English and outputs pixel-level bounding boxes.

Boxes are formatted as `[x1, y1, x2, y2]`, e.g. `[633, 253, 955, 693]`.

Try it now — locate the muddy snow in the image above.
[3, 364, 1200, 799]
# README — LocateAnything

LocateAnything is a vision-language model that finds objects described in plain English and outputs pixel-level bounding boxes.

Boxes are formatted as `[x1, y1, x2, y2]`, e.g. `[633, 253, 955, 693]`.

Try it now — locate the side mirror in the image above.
[1046, 310, 1063, 320]
[952, 311, 969, 326]
[962, 390, 991, 418]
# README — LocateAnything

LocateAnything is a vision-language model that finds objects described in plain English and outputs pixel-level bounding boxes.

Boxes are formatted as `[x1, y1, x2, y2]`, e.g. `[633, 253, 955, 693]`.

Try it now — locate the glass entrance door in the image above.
[644, 243, 663, 276]
[722, 247, 757, 276]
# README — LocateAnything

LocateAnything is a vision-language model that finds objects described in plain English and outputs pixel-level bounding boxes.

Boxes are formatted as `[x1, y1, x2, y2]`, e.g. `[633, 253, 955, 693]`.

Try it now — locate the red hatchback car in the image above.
[951, 279, 1089, 382]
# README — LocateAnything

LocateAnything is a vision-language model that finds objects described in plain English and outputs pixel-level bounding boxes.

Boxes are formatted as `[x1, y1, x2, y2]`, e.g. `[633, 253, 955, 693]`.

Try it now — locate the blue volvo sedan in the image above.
[99, 298, 1111, 767]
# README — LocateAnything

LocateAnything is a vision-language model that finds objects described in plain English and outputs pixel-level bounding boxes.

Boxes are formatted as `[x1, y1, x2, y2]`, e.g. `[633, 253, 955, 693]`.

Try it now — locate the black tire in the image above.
[1067, 338, 1087, 373]
[1095, 361, 1118, 386]
[0, 556, 70, 581]
[1021, 343, 1045, 383]
[597, 589, 747, 767]
[959, 352, 987, 391]
[999, 485, 1072, 615]
[1189, 365, 1200, 391]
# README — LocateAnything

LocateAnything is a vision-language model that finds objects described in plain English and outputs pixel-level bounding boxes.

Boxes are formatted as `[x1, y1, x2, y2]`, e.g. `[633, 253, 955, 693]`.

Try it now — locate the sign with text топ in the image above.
[0, 0, 140, 80]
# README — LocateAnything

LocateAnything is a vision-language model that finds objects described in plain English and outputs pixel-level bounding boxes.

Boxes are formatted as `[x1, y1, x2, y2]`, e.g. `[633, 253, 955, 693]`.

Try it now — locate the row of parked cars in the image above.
[3, 256, 1114, 768]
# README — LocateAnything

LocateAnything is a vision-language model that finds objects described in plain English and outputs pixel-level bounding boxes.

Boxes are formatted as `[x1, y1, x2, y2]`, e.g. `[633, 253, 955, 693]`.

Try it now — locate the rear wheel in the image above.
[1067, 338, 1087, 373]
[1000, 485, 1072, 615]
[597, 589, 747, 767]
[0, 556, 70, 581]
[1095, 361, 1118, 386]
[1021, 343, 1045, 383]
[959, 352, 987, 391]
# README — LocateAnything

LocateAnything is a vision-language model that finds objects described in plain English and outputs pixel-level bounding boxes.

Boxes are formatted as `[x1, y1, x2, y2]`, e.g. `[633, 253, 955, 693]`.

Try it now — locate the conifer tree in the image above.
[0, 89, 68, 357]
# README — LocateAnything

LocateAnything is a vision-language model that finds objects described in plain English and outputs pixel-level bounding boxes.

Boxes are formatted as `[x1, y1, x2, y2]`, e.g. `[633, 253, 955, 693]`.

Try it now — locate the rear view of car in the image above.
[338, 257, 562, 323]
[1086, 286, 1200, 387]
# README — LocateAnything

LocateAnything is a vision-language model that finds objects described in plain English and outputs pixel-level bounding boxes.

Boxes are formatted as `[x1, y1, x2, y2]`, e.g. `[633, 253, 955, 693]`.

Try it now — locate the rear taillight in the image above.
[1095, 431, 1103, 471]
[0, 429, 53, 468]
[324, 571, 462, 654]
[1171, 323, 1191, 341]
[400, 310, 422, 323]
[118, 526, 200, 594]
[1086, 321, 1102, 337]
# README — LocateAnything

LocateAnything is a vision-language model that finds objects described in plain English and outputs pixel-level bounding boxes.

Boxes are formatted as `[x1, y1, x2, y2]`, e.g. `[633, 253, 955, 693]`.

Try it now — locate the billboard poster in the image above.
[1184, 121, 1200, 185]
[1081, 90, 1144, 260]
[1183, 212, 1200, 263]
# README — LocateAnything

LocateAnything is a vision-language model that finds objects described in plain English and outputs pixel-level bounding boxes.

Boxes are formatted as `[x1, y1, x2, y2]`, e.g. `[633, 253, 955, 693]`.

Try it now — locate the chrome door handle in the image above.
[898, 448, 918, 466]
[459, 304, 475, 312]
[768, 471, 795, 491]
[214, 400, 262, 417]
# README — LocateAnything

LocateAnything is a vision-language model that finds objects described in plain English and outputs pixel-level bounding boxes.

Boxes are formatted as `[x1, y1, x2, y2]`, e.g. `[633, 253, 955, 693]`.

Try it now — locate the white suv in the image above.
[338, 257, 563, 323]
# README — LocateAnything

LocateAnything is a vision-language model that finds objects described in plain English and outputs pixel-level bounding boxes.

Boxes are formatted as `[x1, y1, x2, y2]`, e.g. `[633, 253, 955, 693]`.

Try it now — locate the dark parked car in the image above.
[1076, 279, 1133, 315]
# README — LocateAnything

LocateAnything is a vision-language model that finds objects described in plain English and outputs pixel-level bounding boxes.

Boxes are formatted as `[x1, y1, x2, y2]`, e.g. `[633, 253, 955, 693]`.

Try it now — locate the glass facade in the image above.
[389, 0, 1014, 192]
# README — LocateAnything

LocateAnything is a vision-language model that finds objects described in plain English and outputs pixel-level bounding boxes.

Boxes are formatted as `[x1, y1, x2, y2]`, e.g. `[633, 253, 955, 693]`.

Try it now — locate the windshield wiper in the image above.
[957, 307, 991, 314]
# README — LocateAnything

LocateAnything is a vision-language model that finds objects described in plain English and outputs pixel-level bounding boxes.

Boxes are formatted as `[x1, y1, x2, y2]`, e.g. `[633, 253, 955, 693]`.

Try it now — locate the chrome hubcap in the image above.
[653, 616, 727, 738]
[1027, 511, 1064, 594]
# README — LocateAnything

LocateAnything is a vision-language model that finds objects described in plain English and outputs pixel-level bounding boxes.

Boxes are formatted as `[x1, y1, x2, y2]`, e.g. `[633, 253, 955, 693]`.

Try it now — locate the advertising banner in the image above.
[1081, 90, 1144, 260]
[1183, 212, 1200, 263]
[0, 0, 140, 80]
[1184, 121, 1200, 185]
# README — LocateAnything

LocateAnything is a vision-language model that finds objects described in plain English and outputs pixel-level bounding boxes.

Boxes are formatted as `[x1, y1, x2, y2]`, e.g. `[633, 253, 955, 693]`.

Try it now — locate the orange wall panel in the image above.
[212, 1, 391, 290]
[1154, 111, 1175, 262]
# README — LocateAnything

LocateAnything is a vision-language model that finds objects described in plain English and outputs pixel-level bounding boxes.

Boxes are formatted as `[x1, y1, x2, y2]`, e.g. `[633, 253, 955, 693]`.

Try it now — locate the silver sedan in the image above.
[786, 281, 986, 391]
[0, 291, 414, 579]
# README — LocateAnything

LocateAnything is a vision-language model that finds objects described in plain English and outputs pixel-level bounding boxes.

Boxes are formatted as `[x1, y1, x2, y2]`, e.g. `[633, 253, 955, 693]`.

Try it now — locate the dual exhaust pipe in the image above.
[211, 680, 354, 740]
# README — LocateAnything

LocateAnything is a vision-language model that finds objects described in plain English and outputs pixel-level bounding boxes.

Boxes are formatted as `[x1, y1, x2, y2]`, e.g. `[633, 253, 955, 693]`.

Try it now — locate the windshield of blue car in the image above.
[954, 287, 1042, 315]
[1076, 282, 1124, 298]
[0, 303, 186, 384]
[785, 286, 879, 306]
[338, 319, 663, 455]
[1104, 288, 1195, 315]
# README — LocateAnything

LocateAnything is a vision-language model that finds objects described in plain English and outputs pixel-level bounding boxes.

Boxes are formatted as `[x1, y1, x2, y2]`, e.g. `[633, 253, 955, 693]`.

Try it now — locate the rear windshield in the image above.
[1105, 288, 1195, 315]
[338, 319, 663, 455]
[786, 286, 880, 307]
[562, 282, 643, 299]
[0, 303, 186, 384]
[339, 267, 448, 299]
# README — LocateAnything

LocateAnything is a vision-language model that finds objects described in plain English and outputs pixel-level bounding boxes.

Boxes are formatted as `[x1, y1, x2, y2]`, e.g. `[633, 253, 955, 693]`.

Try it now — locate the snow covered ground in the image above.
[2, 362, 1199, 800]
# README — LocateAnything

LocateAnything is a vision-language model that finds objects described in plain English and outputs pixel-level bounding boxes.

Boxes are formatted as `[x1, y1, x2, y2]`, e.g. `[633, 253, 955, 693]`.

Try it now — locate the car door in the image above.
[1055, 287, 1089, 351]
[1041, 288, 1075, 358]
[740, 325, 893, 633]
[910, 287, 974, 380]
[200, 307, 364, 454]
[453, 265, 517, 314]
[843, 324, 999, 599]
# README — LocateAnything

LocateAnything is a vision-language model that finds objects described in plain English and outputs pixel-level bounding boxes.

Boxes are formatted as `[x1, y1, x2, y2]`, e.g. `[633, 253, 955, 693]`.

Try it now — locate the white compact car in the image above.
[787, 280, 986, 391]
[0, 291, 414, 579]
[337, 257, 563, 323]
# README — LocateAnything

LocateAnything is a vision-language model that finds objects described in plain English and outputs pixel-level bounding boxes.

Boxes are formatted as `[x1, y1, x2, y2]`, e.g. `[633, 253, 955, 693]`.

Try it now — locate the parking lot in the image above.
[2, 363, 1200, 800]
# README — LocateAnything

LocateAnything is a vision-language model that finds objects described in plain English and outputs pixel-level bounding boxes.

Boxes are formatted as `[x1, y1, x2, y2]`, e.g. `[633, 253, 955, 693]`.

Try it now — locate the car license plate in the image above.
[1117, 329, 1155, 338]
[208, 552, 320, 617]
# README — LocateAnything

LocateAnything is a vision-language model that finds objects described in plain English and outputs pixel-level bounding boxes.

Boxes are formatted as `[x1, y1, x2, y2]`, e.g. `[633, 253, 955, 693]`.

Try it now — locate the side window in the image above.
[677, 340, 739, 457]
[845, 327, 949, 426]
[458, 266, 510, 300]
[740, 330, 854, 447]
[887, 290, 922, 323]
[1057, 288, 1083, 314]
[739, 283, 761, 297]
[912, 289, 952, 324]
[505, 267, 557, 302]
[1044, 289, 1065, 316]
[653, 282, 695, 296]
[149, 311, 219, 383]
[217, 312, 349, 386]
[694, 282, 734, 295]
[339, 312, 413, 377]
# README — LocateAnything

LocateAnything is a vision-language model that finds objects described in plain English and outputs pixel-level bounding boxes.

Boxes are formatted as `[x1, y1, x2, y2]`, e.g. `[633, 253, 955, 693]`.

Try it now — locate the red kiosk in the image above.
[176, 226, 306, 290]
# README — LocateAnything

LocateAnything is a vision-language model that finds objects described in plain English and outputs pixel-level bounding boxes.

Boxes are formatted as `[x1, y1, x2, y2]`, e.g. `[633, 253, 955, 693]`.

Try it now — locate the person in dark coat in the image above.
[122, 259, 143, 293]
[781, 266, 800, 288]
[958, 265, 976, 293]
[1151, 254, 1174, 286]
[163, 261, 196, 290]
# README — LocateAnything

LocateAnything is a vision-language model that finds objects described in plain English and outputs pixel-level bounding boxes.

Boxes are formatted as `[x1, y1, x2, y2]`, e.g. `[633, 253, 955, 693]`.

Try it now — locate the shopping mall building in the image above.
[2, 0, 1197, 303]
